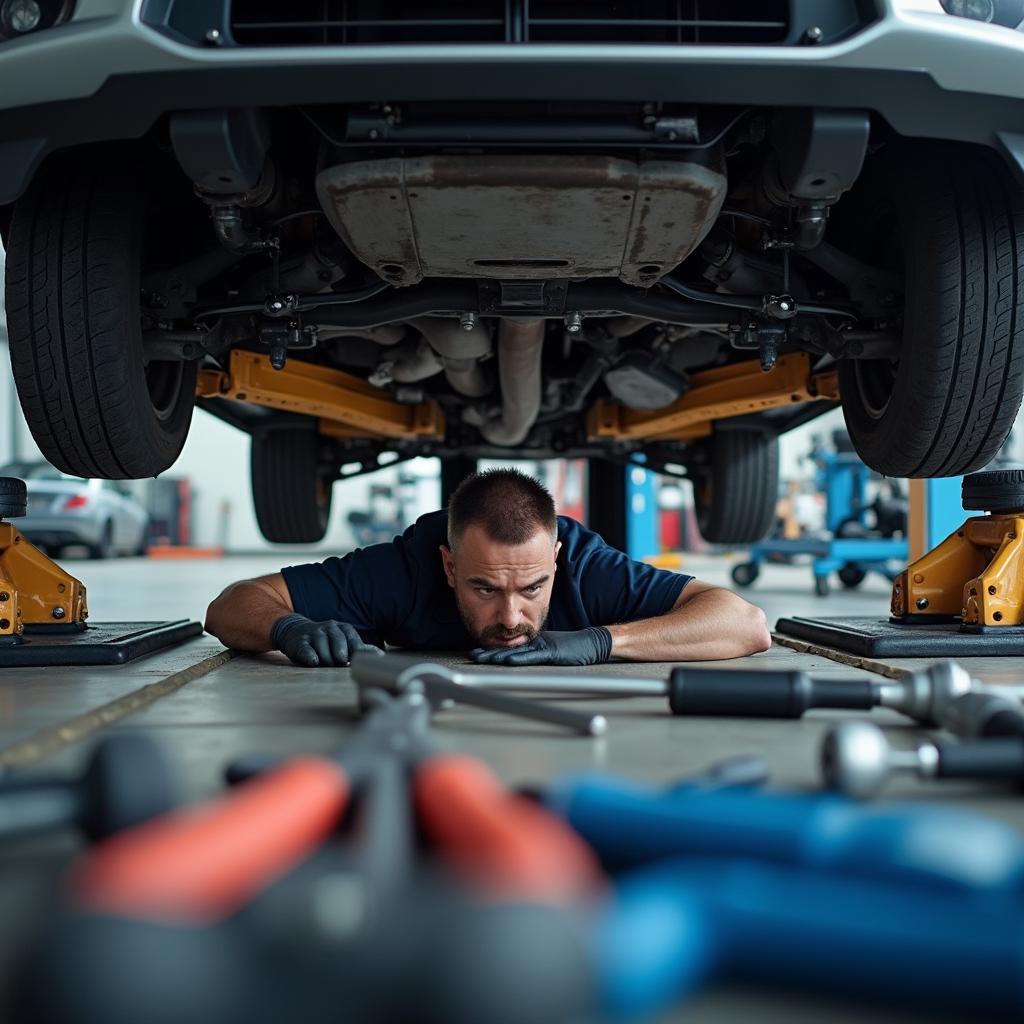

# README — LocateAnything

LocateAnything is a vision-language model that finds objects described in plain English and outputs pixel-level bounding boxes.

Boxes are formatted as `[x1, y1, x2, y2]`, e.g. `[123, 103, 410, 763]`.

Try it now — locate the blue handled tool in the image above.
[595, 856, 1024, 1019]
[545, 774, 1024, 892]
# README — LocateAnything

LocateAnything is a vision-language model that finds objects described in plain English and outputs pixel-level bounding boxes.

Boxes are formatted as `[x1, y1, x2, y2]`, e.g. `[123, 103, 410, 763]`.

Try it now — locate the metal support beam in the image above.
[197, 351, 445, 441]
[587, 353, 839, 441]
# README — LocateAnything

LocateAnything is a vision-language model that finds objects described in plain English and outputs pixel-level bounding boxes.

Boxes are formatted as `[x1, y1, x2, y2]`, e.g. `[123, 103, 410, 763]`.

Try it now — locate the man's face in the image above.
[440, 524, 560, 648]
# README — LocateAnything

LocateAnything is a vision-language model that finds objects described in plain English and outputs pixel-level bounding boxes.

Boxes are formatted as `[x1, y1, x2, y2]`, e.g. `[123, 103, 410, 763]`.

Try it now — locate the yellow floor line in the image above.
[0, 648, 236, 769]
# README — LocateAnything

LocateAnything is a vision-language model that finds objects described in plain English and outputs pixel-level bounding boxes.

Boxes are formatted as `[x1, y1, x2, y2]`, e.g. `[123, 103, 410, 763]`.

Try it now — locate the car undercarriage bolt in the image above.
[564, 311, 583, 333]
[764, 294, 798, 319]
[459, 311, 478, 331]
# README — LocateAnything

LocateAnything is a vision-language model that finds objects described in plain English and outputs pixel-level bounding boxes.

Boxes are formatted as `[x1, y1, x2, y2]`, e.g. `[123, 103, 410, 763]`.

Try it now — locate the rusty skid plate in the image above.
[315, 155, 726, 288]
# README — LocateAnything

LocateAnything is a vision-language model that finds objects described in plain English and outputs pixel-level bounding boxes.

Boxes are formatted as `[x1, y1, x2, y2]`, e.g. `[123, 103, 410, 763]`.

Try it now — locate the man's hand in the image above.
[270, 613, 384, 667]
[470, 626, 612, 667]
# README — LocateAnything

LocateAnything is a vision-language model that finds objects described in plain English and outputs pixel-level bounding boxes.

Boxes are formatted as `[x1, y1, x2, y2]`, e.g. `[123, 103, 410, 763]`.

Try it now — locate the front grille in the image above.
[228, 1, 792, 48]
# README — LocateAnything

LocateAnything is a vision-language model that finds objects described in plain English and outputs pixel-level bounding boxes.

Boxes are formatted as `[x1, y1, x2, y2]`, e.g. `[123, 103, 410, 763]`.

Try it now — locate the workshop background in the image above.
[4, 213, 1024, 1023]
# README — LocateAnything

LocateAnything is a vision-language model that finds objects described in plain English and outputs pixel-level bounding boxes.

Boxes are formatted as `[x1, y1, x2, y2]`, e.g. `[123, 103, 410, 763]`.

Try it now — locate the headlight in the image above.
[940, 0, 1024, 27]
[0, 0, 74, 41]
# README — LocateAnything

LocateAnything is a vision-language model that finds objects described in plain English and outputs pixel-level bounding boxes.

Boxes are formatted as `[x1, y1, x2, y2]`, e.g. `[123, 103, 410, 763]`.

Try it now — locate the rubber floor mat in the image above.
[775, 615, 1024, 658]
[0, 621, 204, 666]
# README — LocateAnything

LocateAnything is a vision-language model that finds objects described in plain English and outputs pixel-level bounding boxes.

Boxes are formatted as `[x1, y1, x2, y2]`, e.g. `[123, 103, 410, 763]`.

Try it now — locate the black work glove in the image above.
[469, 626, 613, 667]
[270, 613, 384, 667]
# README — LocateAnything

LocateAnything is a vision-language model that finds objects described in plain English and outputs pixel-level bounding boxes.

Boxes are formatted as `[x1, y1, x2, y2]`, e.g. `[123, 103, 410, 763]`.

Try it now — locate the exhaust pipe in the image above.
[470, 319, 545, 447]
[413, 317, 493, 399]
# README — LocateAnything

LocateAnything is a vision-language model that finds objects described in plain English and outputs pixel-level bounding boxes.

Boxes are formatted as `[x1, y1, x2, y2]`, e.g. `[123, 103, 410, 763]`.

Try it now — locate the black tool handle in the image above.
[935, 738, 1024, 780]
[985, 709, 1024, 739]
[942, 692, 1024, 739]
[667, 668, 878, 718]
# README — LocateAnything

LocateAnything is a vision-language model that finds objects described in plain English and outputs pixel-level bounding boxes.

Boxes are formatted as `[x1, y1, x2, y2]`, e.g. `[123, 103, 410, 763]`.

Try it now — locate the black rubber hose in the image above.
[659, 275, 858, 321]
[193, 280, 394, 319]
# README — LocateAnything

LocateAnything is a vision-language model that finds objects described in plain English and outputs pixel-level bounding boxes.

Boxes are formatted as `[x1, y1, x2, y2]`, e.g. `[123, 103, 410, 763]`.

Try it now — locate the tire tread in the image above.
[4, 151, 196, 480]
[839, 144, 1024, 478]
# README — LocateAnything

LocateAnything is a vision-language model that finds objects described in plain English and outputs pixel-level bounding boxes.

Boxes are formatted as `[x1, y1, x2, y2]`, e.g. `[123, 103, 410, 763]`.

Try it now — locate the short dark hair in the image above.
[447, 469, 557, 549]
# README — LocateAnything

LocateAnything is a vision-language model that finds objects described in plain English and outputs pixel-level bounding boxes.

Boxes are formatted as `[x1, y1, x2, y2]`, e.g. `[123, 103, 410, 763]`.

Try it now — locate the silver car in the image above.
[0, 462, 150, 558]
[2, 1, 1024, 553]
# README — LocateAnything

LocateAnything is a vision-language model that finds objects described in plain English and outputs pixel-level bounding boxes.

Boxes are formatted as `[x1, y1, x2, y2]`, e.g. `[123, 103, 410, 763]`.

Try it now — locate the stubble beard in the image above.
[458, 598, 550, 648]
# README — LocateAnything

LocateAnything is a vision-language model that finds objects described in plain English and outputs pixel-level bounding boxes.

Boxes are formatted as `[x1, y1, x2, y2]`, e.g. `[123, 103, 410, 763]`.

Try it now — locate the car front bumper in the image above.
[1, 1, 1023, 205]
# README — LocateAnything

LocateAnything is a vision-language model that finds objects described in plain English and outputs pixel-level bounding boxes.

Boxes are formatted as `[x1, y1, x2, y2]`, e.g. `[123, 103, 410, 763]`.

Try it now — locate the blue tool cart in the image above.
[731, 430, 908, 596]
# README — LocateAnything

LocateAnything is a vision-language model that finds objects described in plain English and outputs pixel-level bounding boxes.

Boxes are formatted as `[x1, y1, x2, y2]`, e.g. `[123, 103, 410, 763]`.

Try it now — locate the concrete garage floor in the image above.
[1, 551, 1020, 1022]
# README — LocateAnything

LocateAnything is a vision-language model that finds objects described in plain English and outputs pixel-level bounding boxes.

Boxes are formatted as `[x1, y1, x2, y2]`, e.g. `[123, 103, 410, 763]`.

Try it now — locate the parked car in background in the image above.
[0, 462, 150, 559]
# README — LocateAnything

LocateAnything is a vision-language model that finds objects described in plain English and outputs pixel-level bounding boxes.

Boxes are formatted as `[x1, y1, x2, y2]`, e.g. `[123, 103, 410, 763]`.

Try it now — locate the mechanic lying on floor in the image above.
[205, 469, 771, 667]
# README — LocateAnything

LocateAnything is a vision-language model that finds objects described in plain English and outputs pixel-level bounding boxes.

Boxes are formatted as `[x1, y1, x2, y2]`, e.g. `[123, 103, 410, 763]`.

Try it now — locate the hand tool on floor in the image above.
[596, 856, 1024, 1020]
[354, 652, 1009, 727]
[823, 719, 1024, 799]
[647, 660, 990, 724]
[350, 650, 606, 736]
[0, 733, 176, 843]
[18, 688, 603, 1024]
[939, 690, 1024, 738]
[543, 771, 1024, 891]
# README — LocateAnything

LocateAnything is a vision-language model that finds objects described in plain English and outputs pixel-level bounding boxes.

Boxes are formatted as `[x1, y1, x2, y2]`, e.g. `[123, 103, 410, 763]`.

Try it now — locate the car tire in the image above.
[693, 429, 779, 545]
[4, 149, 197, 480]
[962, 468, 1024, 514]
[89, 521, 115, 560]
[440, 456, 478, 506]
[838, 142, 1024, 477]
[731, 561, 759, 587]
[587, 459, 628, 553]
[252, 428, 334, 544]
[838, 565, 867, 589]
[0, 478, 27, 519]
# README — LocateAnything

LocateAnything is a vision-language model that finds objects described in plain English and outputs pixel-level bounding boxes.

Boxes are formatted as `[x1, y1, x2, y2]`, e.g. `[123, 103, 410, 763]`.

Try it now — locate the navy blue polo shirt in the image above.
[281, 510, 691, 650]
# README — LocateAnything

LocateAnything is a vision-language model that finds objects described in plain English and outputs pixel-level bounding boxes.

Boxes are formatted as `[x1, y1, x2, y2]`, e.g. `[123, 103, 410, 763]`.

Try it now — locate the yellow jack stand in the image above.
[891, 471, 1024, 630]
[0, 480, 88, 646]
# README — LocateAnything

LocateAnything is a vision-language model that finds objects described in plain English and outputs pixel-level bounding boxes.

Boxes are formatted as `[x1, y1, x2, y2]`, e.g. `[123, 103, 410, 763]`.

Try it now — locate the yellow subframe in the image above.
[0, 522, 88, 641]
[197, 351, 445, 440]
[587, 352, 840, 441]
[891, 514, 1024, 626]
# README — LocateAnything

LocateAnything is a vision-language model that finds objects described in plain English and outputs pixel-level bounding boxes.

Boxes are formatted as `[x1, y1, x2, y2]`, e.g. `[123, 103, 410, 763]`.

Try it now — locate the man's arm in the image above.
[606, 580, 772, 662]
[204, 573, 295, 652]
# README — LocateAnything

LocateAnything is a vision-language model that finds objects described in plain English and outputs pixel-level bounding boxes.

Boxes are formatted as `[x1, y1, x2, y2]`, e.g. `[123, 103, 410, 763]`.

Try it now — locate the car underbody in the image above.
[3, 1, 1024, 543]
